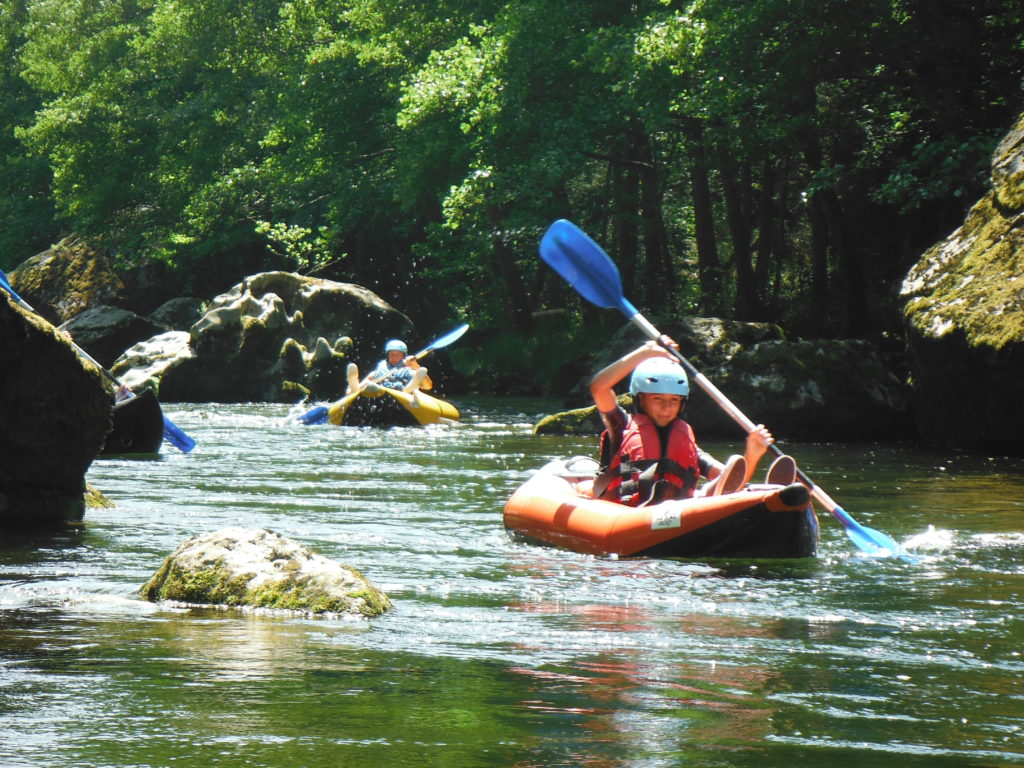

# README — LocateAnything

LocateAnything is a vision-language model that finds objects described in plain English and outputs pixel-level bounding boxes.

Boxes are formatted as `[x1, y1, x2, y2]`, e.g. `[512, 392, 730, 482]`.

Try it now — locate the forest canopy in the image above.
[2, 0, 1021, 342]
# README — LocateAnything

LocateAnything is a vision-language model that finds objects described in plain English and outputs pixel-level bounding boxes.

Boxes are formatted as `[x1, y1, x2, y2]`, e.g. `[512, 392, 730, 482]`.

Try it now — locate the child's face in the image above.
[387, 350, 405, 366]
[640, 393, 683, 427]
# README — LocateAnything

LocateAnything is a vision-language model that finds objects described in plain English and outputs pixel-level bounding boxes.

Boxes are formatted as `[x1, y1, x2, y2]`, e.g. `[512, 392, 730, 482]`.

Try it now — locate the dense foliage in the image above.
[2, 0, 1021, 347]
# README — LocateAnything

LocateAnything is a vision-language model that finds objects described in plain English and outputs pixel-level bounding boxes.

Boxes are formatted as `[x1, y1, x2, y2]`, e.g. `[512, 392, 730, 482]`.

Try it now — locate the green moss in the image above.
[139, 560, 252, 605]
[139, 558, 392, 617]
[534, 394, 631, 436]
[904, 193, 1024, 351]
[138, 559, 172, 601]
[247, 579, 330, 612]
[84, 484, 114, 509]
[346, 588, 394, 617]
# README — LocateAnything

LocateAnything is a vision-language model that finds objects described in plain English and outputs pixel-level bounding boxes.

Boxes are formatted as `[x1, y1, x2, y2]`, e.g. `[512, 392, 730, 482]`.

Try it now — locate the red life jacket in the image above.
[597, 413, 700, 505]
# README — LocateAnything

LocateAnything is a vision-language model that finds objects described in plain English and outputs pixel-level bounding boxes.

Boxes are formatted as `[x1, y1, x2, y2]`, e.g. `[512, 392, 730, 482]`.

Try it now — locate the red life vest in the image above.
[597, 413, 700, 505]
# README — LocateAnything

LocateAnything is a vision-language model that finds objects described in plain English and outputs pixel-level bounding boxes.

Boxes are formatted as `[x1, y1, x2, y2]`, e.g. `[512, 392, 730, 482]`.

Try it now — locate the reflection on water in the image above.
[1, 398, 1023, 767]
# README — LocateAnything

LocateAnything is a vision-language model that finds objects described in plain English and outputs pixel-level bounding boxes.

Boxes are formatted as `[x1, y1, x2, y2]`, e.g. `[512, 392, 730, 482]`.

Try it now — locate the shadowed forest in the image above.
[2, 0, 1021, 381]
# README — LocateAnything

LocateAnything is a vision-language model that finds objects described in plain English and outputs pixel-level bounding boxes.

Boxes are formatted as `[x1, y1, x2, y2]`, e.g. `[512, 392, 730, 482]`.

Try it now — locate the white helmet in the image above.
[384, 339, 408, 354]
[629, 357, 689, 397]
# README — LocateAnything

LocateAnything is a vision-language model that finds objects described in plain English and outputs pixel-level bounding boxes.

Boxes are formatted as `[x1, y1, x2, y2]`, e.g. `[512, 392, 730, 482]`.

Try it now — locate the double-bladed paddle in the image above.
[539, 218, 907, 558]
[298, 323, 470, 425]
[0, 269, 196, 453]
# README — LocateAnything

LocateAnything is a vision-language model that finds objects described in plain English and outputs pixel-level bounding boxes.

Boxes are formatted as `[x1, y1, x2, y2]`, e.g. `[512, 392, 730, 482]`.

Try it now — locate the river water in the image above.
[2, 397, 1023, 767]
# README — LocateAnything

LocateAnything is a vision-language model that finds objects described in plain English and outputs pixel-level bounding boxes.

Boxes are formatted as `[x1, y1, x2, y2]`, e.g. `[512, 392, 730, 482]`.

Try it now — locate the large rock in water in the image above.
[60, 304, 170, 369]
[539, 316, 911, 440]
[111, 331, 194, 394]
[139, 528, 393, 618]
[116, 271, 415, 402]
[7, 235, 184, 323]
[900, 115, 1024, 452]
[0, 294, 111, 529]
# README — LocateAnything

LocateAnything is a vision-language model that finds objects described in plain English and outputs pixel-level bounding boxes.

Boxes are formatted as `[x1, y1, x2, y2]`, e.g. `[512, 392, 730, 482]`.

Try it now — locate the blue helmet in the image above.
[384, 339, 408, 354]
[629, 357, 689, 397]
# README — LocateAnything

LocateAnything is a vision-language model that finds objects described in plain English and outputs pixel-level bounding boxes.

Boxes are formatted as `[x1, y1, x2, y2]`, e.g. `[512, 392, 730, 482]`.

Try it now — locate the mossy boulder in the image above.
[900, 113, 1024, 452]
[6, 236, 126, 324]
[121, 271, 413, 403]
[699, 338, 911, 440]
[140, 527, 393, 618]
[534, 395, 630, 436]
[0, 294, 112, 530]
[7, 236, 186, 323]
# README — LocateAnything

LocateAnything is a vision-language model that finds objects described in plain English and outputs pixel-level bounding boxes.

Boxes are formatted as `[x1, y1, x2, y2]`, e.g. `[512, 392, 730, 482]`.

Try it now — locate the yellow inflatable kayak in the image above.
[327, 387, 459, 427]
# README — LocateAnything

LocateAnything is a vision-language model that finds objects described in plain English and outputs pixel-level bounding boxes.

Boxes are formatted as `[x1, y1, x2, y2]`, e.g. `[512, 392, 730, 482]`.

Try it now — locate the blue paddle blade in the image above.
[162, 416, 196, 452]
[831, 504, 913, 560]
[422, 323, 470, 354]
[539, 220, 639, 317]
[297, 405, 329, 425]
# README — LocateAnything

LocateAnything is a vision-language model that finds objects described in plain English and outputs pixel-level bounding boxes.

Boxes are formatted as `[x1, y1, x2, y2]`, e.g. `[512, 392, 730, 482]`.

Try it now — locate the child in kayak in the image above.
[346, 339, 433, 395]
[589, 339, 785, 505]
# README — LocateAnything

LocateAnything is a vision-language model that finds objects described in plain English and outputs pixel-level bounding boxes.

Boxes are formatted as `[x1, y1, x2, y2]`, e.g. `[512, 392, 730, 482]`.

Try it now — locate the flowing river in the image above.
[2, 397, 1023, 767]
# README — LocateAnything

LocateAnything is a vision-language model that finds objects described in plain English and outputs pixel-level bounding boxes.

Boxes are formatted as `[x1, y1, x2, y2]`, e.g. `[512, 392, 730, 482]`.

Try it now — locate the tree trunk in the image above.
[486, 206, 532, 332]
[637, 135, 672, 314]
[806, 193, 830, 330]
[682, 117, 722, 316]
[820, 188, 866, 335]
[721, 159, 760, 320]
[610, 161, 640, 302]
[754, 161, 776, 287]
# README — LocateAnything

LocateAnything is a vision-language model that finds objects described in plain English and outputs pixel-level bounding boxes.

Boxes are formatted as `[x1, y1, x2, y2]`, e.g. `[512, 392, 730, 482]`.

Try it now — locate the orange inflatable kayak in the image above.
[504, 457, 819, 559]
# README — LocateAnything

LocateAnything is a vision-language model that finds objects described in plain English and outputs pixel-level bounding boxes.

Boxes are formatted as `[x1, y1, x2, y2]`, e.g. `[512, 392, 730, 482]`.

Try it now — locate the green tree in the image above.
[8, 0, 1022, 359]
[0, 0, 56, 266]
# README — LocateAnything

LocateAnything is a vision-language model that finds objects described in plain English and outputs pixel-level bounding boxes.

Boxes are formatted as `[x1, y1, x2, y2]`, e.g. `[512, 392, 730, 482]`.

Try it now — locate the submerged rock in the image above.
[140, 527, 393, 618]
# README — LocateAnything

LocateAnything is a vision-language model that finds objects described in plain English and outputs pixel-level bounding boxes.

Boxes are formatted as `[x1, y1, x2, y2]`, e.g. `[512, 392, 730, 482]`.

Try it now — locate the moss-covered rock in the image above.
[6, 236, 125, 324]
[900, 113, 1024, 452]
[85, 484, 114, 509]
[0, 294, 111, 530]
[534, 395, 631, 436]
[140, 527, 393, 618]
[8, 236, 188, 322]
[128, 271, 414, 403]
